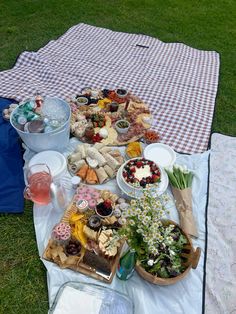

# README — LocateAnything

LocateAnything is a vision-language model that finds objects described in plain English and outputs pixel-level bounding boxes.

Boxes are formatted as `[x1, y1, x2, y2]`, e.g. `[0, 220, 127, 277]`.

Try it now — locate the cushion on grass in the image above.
[0, 97, 25, 213]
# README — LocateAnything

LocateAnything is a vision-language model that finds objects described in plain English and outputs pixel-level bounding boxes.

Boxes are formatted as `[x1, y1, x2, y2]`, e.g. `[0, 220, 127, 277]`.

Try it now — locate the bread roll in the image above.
[87, 147, 106, 167]
[104, 153, 120, 170]
[104, 165, 115, 178]
[95, 167, 108, 184]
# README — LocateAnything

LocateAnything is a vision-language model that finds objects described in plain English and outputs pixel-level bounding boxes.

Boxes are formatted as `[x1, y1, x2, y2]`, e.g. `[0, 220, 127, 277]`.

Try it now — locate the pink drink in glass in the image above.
[24, 164, 52, 205]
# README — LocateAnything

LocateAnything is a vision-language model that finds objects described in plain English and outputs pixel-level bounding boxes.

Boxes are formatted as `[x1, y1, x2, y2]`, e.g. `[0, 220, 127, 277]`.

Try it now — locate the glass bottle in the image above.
[116, 249, 136, 280]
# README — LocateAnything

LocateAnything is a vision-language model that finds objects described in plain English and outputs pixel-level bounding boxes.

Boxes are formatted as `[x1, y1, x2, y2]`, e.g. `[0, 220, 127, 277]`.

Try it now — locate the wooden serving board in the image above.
[76, 132, 145, 147]
[111, 134, 145, 147]
[69, 90, 152, 146]
[43, 192, 125, 283]
[43, 240, 123, 283]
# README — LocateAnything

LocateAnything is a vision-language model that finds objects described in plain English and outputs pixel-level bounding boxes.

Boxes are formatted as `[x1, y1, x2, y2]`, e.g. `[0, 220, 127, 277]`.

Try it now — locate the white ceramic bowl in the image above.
[76, 96, 88, 106]
[115, 120, 130, 134]
[95, 206, 113, 218]
[115, 88, 128, 98]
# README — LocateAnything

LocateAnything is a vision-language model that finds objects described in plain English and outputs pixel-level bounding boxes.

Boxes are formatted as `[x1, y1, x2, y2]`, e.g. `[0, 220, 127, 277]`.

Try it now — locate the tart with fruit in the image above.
[122, 158, 161, 189]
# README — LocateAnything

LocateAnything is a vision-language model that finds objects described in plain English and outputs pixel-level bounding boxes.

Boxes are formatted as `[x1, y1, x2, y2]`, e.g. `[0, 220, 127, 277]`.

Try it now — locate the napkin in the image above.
[0, 97, 25, 213]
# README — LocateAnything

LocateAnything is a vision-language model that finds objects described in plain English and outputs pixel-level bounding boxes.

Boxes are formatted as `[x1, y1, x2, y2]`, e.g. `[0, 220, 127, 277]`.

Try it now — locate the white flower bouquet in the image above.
[165, 164, 198, 238]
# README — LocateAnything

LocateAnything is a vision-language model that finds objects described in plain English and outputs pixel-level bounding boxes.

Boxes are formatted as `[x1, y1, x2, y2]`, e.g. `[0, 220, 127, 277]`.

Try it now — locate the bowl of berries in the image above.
[95, 199, 114, 218]
[121, 158, 162, 190]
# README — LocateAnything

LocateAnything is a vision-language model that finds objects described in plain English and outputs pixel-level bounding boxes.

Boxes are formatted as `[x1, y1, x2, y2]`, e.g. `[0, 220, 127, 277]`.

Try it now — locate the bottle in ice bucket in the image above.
[23, 100, 37, 111]
[13, 102, 40, 126]
[116, 248, 136, 280]
[17, 114, 27, 126]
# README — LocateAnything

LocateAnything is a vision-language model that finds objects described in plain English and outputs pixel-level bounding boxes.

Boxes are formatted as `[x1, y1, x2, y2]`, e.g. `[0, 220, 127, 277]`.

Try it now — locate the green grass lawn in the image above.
[0, 0, 235, 313]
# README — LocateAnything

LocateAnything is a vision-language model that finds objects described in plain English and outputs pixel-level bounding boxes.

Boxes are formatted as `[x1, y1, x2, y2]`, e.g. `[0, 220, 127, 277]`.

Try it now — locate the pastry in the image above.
[93, 142, 105, 150]
[99, 146, 112, 154]
[77, 164, 89, 180]
[68, 142, 123, 185]
[87, 147, 106, 167]
[95, 167, 109, 184]
[103, 153, 120, 170]
[88, 215, 102, 231]
[68, 151, 82, 163]
[86, 156, 98, 168]
[69, 159, 86, 173]
[86, 168, 98, 184]
[103, 164, 114, 178]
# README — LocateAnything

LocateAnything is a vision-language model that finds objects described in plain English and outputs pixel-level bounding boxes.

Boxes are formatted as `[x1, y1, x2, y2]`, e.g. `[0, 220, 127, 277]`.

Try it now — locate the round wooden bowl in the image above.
[135, 220, 201, 285]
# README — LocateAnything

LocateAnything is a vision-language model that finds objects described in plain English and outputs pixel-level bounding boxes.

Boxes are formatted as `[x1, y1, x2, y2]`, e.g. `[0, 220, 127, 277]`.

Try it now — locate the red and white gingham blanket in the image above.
[0, 23, 219, 154]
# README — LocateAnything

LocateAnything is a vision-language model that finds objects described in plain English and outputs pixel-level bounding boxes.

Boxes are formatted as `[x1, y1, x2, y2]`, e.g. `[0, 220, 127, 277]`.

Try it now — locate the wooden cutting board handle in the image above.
[191, 247, 201, 269]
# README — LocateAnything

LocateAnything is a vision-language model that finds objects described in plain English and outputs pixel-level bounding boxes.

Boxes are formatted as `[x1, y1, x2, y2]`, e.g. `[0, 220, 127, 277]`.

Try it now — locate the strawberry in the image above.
[130, 167, 136, 173]
[151, 164, 157, 171]
[152, 174, 160, 183]
[136, 161, 143, 168]
[123, 171, 127, 178]
[92, 133, 102, 143]
[103, 200, 112, 209]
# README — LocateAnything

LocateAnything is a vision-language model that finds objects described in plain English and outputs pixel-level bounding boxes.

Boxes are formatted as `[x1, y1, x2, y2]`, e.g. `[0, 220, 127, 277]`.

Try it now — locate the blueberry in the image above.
[140, 180, 146, 188]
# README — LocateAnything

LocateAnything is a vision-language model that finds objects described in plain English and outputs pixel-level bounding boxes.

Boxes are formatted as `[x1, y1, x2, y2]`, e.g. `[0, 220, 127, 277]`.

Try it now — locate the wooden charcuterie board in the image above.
[43, 187, 128, 283]
[69, 89, 153, 146]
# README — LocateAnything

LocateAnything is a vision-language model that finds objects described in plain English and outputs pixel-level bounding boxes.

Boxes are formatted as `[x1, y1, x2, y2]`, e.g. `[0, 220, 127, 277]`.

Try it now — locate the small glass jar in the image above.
[84, 125, 95, 140]
[109, 102, 119, 112]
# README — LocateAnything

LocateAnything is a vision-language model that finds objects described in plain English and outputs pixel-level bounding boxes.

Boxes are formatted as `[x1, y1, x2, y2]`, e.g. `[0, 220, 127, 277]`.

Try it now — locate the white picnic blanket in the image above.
[26, 139, 209, 314]
[205, 133, 236, 313]
[0, 23, 219, 154]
